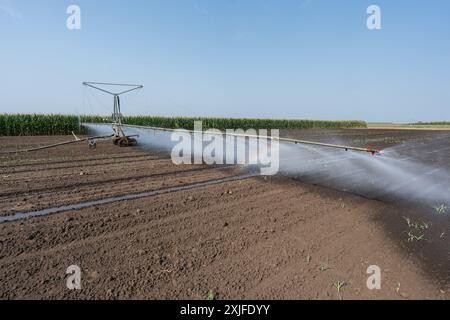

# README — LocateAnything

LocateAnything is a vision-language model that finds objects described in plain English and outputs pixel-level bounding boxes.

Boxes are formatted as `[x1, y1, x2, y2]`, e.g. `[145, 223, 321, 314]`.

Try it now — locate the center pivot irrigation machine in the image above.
[2, 82, 381, 156]
[82, 82, 144, 147]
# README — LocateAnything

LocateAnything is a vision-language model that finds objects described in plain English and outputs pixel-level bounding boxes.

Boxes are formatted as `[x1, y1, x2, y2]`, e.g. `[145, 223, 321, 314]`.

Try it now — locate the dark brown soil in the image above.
[0, 132, 449, 300]
[281, 128, 450, 150]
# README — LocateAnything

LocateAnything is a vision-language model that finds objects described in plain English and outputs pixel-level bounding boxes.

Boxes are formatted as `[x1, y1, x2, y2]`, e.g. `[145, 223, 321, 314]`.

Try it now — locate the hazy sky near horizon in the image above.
[1, 0, 450, 122]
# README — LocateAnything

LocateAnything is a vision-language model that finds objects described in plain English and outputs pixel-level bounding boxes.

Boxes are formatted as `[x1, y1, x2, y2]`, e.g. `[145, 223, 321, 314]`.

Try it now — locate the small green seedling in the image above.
[333, 281, 346, 294]
[403, 216, 412, 227]
[433, 204, 447, 215]
[407, 231, 425, 242]
[207, 290, 216, 300]
[403, 216, 430, 230]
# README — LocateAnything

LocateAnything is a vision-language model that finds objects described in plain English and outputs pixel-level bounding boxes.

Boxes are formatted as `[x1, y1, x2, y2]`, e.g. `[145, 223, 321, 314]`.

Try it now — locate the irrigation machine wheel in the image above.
[118, 138, 129, 147]
[128, 138, 138, 146]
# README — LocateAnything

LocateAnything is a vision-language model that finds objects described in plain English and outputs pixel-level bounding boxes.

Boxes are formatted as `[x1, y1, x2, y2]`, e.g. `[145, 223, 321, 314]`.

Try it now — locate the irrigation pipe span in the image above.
[121, 124, 382, 155]
[0, 124, 382, 155]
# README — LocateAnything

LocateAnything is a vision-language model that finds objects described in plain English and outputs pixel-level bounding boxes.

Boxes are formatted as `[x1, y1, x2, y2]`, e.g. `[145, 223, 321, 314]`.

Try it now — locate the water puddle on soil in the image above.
[0, 174, 256, 223]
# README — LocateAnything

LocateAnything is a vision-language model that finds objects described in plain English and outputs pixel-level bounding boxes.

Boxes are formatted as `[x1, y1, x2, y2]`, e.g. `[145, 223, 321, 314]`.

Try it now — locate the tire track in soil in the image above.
[0, 172, 257, 223]
[0, 158, 175, 185]
[0, 166, 240, 215]
[0, 155, 167, 174]
[0, 178, 273, 259]
[0, 165, 228, 198]
[0, 153, 164, 170]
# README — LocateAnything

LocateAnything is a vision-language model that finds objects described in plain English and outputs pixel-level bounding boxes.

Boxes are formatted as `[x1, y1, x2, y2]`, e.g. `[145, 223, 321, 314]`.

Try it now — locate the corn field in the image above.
[83, 115, 367, 131]
[410, 121, 450, 126]
[0, 114, 85, 136]
[0, 114, 367, 136]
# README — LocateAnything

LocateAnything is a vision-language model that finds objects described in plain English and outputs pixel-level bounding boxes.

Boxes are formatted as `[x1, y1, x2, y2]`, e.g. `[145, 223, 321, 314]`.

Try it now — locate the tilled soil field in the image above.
[0, 131, 449, 300]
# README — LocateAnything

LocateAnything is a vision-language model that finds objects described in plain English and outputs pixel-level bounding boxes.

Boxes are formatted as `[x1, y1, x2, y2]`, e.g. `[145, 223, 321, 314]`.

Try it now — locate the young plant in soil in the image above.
[433, 204, 447, 215]
[333, 281, 345, 292]
[403, 216, 430, 242]
[207, 290, 216, 300]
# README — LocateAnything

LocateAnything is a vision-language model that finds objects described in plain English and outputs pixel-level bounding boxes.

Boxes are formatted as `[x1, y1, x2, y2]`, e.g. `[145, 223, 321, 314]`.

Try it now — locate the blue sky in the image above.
[1, 0, 450, 122]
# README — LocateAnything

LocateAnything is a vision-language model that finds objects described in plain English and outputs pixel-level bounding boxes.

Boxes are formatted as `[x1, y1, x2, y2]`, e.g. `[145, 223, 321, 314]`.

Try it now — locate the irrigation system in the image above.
[82, 82, 143, 147]
[121, 123, 381, 155]
[2, 82, 381, 155]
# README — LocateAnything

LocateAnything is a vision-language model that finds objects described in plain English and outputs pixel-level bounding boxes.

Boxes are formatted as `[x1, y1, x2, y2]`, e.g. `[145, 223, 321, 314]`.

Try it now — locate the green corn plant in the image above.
[433, 204, 447, 215]
[1, 113, 368, 136]
[333, 281, 346, 294]
[0, 114, 83, 136]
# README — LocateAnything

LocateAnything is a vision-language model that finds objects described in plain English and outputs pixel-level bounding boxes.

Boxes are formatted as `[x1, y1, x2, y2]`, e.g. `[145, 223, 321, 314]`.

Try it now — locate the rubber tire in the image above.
[119, 138, 129, 147]
[128, 138, 137, 146]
